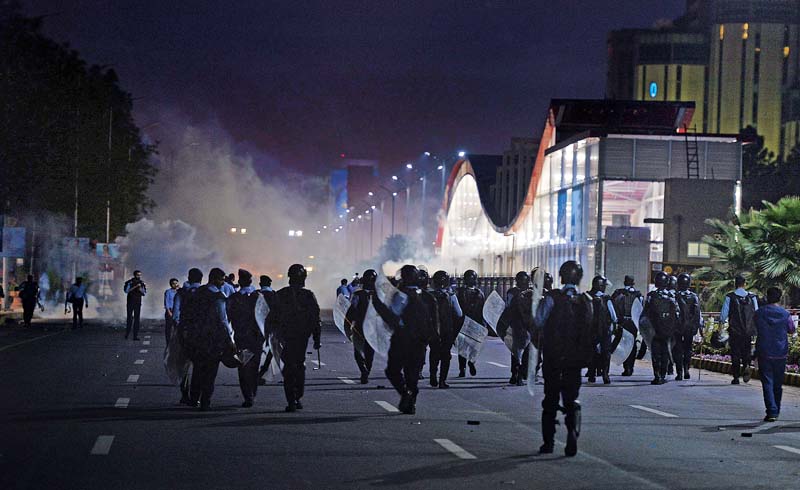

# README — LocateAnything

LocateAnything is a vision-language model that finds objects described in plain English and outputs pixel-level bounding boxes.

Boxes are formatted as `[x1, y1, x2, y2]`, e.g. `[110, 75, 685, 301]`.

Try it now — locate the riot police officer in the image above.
[675, 273, 703, 380]
[455, 270, 486, 377]
[344, 269, 378, 384]
[642, 271, 680, 385]
[429, 270, 463, 388]
[500, 271, 533, 385]
[226, 269, 264, 407]
[611, 275, 643, 376]
[533, 261, 594, 457]
[587, 275, 618, 384]
[266, 264, 322, 412]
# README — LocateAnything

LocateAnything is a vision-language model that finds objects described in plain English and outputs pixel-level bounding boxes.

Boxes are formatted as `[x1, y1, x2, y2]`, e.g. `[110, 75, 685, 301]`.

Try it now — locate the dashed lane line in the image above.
[374, 400, 400, 413]
[126, 374, 140, 383]
[630, 405, 678, 418]
[0, 332, 62, 353]
[434, 439, 477, 460]
[90, 435, 115, 455]
[487, 361, 509, 368]
[337, 376, 356, 385]
[114, 398, 130, 408]
[774, 445, 800, 456]
[139, 349, 148, 353]
[144, 335, 151, 339]
[740, 422, 792, 436]
[142, 341, 151, 346]
[134, 359, 144, 365]
[310, 359, 326, 366]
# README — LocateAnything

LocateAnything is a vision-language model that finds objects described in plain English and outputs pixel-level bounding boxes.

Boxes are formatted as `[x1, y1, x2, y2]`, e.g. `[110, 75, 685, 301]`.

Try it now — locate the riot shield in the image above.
[531, 268, 546, 318]
[639, 316, 656, 362]
[610, 327, 635, 367]
[266, 333, 284, 381]
[526, 343, 539, 396]
[362, 273, 400, 356]
[255, 294, 269, 339]
[631, 297, 643, 330]
[482, 290, 505, 336]
[454, 315, 489, 363]
[163, 331, 191, 386]
[333, 293, 351, 340]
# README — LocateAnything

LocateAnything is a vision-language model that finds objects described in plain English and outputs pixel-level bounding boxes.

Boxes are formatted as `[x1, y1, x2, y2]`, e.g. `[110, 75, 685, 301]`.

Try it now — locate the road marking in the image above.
[434, 439, 477, 460]
[630, 405, 678, 418]
[0, 332, 62, 353]
[741, 422, 792, 436]
[126, 374, 140, 383]
[144, 335, 151, 339]
[374, 400, 400, 413]
[134, 359, 144, 365]
[310, 359, 326, 366]
[114, 398, 130, 408]
[90, 435, 115, 455]
[774, 445, 800, 456]
[142, 341, 150, 346]
[139, 349, 148, 353]
[487, 361, 509, 368]
[337, 376, 356, 384]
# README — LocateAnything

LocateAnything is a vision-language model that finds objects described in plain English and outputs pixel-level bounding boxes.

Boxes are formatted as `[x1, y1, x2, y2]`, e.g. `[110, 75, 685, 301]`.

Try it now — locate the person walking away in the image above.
[164, 278, 180, 344]
[533, 260, 594, 457]
[257, 275, 276, 385]
[227, 269, 265, 408]
[172, 268, 203, 406]
[124, 270, 146, 340]
[642, 272, 680, 385]
[720, 275, 759, 384]
[675, 274, 703, 380]
[266, 264, 321, 412]
[587, 276, 617, 384]
[755, 287, 796, 422]
[611, 276, 643, 376]
[428, 271, 463, 388]
[455, 270, 485, 377]
[222, 273, 238, 297]
[499, 271, 532, 385]
[336, 279, 350, 300]
[345, 269, 378, 384]
[17, 275, 40, 328]
[65, 277, 88, 330]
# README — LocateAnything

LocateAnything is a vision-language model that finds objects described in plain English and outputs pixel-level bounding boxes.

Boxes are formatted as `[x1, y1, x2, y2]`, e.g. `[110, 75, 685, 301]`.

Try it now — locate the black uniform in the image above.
[675, 289, 702, 379]
[725, 291, 758, 383]
[642, 289, 680, 384]
[428, 287, 462, 388]
[124, 277, 147, 339]
[500, 287, 532, 385]
[455, 285, 485, 376]
[588, 291, 614, 384]
[345, 288, 376, 383]
[17, 280, 39, 327]
[227, 287, 265, 405]
[267, 285, 321, 408]
[610, 286, 643, 376]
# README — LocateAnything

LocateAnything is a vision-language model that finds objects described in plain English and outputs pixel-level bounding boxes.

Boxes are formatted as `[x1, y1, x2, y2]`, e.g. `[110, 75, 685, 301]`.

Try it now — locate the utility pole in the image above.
[106, 107, 112, 244]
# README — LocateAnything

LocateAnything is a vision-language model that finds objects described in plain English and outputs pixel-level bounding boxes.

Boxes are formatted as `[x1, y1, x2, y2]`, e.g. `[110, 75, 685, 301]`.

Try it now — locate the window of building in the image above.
[687, 241, 710, 258]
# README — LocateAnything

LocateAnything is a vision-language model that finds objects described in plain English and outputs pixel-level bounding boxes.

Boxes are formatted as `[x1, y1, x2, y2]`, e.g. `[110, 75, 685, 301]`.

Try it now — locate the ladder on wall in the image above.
[684, 125, 700, 179]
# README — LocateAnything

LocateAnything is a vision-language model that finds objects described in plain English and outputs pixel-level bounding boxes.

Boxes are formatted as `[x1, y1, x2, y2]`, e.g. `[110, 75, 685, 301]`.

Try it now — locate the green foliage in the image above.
[0, 2, 157, 239]
[378, 234, 419, 262]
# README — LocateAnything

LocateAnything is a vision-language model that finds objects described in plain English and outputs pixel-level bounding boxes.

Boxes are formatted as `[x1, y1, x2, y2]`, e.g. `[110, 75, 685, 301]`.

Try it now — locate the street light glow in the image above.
[392, 192, 397, 196]
[288, 230, 295, 236]
[240, 228, 247, 234]
[368, 191, 373, 196]
[391, 175, 398, 181]
[437, 165, 443, 170]
[371, 205, 376, 209]
[296, 230, 303, 237]
[424, 151, 431, 156]
[406, 163, 413, 169]
[365, 210, 370, 214]
[346, 209, 351, 213]
[230, 227, 237, 233]
[458, 151, 466, 157]
[350, 218, 355, 222]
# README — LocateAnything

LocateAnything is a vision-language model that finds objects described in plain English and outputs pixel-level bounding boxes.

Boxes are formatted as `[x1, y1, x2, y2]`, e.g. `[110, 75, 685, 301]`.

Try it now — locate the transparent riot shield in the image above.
[610, 327, 635, 367]
[454, 315, 489, 363]
[526, 342, 539, 396]
[163, 331, 190, 386]
[482, 290, 505, 336]
[266, 333, 283, 381]
[362, 273, 400, 356]
[333, 293, 351, 340]
[531, 268, 546, 318]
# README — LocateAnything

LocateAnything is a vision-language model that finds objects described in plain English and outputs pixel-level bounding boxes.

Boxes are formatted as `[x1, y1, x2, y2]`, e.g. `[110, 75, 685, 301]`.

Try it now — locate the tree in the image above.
[378, 234, 419, 263]
[0, 2, 157, 239]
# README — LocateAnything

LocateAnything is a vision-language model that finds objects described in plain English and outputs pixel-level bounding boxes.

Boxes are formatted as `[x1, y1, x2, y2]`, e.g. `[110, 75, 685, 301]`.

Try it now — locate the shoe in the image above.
[398, 393, 411, 413]
[667, 365, 674, 375]
[469, 363, 477, 376]
[538, 443, 554, 454]
[285, 402, 297, 413]
[658, 377, 667, 385]
[743, 367, 751, 383]
[360, 374, 369, 384]
[676, 372, 683, 381]
[731, 378, 740, 385]
[602, 374, 610, 384]
[179, 396, 192, 406]
[764, 415, 778, 422]
[565, 430, 578, 457]
[457, 370, 466, 378]
[621, 369, 633, 377]
[587, 376, 596, 383]
[509, 375, 518, 385]
[430, 377, 438, 388]
[439, 381, 450, 389]
[294, 400, 303, 410]
[684, 370, 691, 380]
[258, 378, 266, 386]
[517, 377, 525, 387]
[241, 400, 253, 408]
[651, 378, 660, 385]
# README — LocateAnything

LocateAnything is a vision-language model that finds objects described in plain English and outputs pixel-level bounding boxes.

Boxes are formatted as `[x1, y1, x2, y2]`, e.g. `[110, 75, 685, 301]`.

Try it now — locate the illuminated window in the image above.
[742, 23, 748, 40]
[687, 241, 710, 258]
[719, 25, 725, 40]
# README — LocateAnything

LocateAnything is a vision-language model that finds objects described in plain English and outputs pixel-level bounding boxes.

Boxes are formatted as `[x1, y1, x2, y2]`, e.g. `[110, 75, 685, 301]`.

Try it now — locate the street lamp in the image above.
[458, 150, 466, 158]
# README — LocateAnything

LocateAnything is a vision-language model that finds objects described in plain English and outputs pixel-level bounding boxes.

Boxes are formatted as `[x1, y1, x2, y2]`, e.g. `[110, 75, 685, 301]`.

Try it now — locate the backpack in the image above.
[648, 292, 678, 338]
[543, 289, 594, 368]
[432, 290, 455, 337]
[591, 293, 612, 338]
[182, 286, 227, 360]
[227, 290, 264, 347]
[404, 289, 437, 343]
[677, 291, 701, 335]
[728, 292, 757, 337]
[612, 289, 639, 320]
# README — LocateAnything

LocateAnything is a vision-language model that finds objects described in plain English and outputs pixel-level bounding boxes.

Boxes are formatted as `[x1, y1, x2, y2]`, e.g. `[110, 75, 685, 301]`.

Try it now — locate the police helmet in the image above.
[668, 275, 678, 290]
[463, 269, 478, 287]
[514, 271, 530, 289]
[591, 275, 608, 293]
[287, 264, 307, 286]
[559, 261, 583, 285]
[677, 273, 691, 290]
[362, 269, 377, 290]
[416, 268, 430, 288]
[653, 271, 669, 289]
[432, 270, 450, 289]
[399, 265, 419, 288]
[544, 272, 554, 291]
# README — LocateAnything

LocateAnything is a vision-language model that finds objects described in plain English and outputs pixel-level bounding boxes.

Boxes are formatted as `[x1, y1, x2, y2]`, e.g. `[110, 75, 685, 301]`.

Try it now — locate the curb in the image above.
[690, 357, 800, 387]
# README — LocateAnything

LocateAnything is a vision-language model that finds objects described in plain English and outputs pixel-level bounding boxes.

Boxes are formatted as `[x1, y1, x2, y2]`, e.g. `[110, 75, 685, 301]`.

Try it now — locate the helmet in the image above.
[416, 268, 430, 289]
[591, 275, 608, 293]
[668, 275, 678, 290]
[432, 270, 450, 289]
[514, 271, 530, 290]
[287, 264, 307, 286]
[543, 272, 554, 291]
[677, 273, 691, 290]
[362, 269, 377, 290]
[559, 261, 583, 285]
[624, 275, 635, 287]
[463, 269, 478, 287]
[653, 271, 669, 289]
[399, 265, 419, 288]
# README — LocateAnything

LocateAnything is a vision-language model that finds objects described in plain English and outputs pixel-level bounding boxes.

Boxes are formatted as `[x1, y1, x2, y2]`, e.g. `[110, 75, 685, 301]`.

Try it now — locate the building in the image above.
[437, 99, 742, 290]
[490, 138, 539, 226]
[607, 0, 800, 159]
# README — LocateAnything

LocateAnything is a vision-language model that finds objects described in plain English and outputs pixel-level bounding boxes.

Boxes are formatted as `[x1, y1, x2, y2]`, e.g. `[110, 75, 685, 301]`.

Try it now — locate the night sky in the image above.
[25, 0, 685, 175]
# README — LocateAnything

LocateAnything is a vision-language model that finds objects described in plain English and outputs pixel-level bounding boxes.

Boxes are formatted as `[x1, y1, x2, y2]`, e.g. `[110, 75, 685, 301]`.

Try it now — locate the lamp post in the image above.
[380, 185, 397, 235]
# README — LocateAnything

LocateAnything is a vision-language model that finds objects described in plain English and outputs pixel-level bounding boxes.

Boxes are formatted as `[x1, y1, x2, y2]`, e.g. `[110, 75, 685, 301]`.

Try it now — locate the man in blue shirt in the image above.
[173, 268, 203, 406]
[66, 277, 88, 330]
[720, 275, 759, 384]
[336, 279, 350, 300]
[124, 270, 146, 340]
[754, 287, 796, 422]
[164, 278, 180, 343]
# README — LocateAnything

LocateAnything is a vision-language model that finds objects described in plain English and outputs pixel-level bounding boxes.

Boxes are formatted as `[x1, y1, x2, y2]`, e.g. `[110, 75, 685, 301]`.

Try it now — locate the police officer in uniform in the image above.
[345, 269, 378, 384]
[372, 265, 436, 414]
[501, 271, 532, 385]
[675, 273, 703, 380]
[587, 276, 617, 384]
[533, 261, 593, 457]
[642, 271, 680, 385]
[416, 268, 437, 379]
[266, 264, 321, 412]
[455, 270, 485, 377]
[257, 275, 275, 385]
[227, 269, 265, 407]
[611, 276, 643, 376]
[172, 267, 203, 405]
[428, 270, 463, 388]
[720, 275, 759, 384]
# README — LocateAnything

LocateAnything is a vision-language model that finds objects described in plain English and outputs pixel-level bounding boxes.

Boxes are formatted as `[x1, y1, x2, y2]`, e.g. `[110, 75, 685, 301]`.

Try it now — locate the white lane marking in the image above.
[139, 349, 148, 353]
[374, 400, 400, 413]
[134, 359, 144, 365]
[142, 341, 151, 346]
[0, 332, 62, 352]
[434, 439, 477, 460]
[114, 397, 130, 408]
[487, 361, 509, 368]
[741, 422, 792, 435]
[90, 435, 115, 455]
[774, 445, 800, 456]
[126, 374, 140, 383]
[337, 376, 356, 385]
[310, 359, 326, 366]
[630, 405, 678, 418]
[144, 335, 151, 339]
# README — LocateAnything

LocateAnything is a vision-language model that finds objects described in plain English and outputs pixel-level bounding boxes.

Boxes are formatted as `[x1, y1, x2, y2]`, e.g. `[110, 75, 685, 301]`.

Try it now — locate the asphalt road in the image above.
[2, 318, 799, 490]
